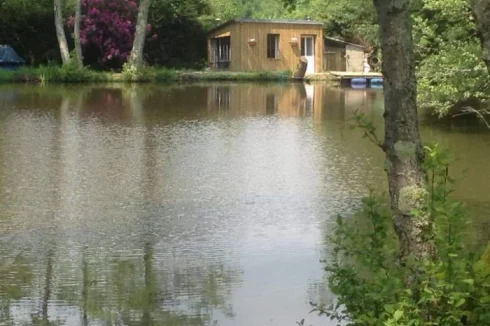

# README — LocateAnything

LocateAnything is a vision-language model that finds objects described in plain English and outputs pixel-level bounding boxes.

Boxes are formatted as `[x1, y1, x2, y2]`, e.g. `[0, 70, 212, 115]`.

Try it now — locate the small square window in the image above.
[267, 34, 280, 59]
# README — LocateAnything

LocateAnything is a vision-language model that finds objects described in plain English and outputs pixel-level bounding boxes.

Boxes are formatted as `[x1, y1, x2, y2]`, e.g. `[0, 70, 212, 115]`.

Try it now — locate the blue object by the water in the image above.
[0, 45, 25, 70]
[351, 78, 367, 85]
[370, 78, 383, 84]
[351, 83, 367, 89]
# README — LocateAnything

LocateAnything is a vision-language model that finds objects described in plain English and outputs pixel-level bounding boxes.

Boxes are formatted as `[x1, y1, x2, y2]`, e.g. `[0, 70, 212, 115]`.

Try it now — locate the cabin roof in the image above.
[324, 37, 365, 49]
[209, 18, 323, 34]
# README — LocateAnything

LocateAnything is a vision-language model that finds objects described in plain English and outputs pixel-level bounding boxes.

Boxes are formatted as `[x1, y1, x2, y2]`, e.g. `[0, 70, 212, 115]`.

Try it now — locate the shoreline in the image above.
[0, 66, 338, 84]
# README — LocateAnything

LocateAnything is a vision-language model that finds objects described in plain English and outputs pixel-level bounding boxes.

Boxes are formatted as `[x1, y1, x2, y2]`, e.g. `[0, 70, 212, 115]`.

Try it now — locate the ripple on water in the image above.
[3, 83, 485, 326]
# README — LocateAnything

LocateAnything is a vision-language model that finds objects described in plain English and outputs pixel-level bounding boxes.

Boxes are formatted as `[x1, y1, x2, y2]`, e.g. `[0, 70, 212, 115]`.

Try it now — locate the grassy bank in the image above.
[0, 65, 294, 84]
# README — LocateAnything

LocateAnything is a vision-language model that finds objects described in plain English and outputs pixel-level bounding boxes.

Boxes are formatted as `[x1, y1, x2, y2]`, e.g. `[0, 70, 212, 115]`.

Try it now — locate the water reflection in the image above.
[0, 82, 488, 326]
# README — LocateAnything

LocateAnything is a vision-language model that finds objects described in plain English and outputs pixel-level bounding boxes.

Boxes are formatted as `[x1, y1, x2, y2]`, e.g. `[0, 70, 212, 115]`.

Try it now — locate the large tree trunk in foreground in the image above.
[128, 0, 153, 68]
[74, 0, 83, 68]
[471, 0, 490, 74]
[373, 0, 429, 260]
[54, 0, 71, 65]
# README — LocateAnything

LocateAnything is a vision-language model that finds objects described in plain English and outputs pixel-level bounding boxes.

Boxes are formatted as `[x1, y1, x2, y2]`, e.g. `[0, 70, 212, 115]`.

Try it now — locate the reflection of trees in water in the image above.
[0, 86, 241, 326]
[0, 250, 33, 322]
[52, 241, 240, 326]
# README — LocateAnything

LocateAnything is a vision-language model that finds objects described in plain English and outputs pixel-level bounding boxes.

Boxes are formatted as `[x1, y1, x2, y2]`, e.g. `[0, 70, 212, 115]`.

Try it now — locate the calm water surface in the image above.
[0, 83, 489, 326]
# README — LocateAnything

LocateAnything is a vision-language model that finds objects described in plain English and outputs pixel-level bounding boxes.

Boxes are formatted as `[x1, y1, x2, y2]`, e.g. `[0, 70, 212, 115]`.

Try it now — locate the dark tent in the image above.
[0, 45, 25, 70]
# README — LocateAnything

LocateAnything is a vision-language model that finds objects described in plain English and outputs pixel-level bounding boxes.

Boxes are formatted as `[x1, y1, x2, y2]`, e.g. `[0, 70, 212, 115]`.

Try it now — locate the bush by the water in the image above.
[0, 65, 292, 84]
[1, 63, 112, 83]
[318, 144, 490, 326]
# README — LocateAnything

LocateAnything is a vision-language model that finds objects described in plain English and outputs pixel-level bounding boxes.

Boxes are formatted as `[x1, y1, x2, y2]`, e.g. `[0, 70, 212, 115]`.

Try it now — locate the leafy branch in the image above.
[350, 109, 384, 150]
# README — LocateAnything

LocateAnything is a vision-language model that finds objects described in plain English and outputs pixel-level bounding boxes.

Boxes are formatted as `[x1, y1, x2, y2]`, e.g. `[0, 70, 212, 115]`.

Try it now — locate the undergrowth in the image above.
[316, 143, 490, 326]
[0, 65, 292, 84]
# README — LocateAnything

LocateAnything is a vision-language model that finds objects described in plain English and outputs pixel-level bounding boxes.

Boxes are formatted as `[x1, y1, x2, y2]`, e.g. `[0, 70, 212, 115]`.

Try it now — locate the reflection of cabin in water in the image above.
[207, 83, 382, 119]
[207, 19, 367, 74]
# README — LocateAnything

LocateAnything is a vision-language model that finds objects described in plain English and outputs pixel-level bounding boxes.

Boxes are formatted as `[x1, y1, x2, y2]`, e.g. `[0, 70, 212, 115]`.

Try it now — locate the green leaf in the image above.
[384, 304, 394, 314]
[394, 310, 404, 321]
[463, 279, 474, 286]
[455, 298, 465, 307]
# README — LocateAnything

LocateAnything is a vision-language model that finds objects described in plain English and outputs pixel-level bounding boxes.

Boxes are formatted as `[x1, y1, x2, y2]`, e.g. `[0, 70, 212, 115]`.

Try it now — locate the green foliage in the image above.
[121, 63, 154, 82]
[319, 144, 490, 326]
[0, 66, 291, 83]
[0, 0, 59, 65]
[413, 0, 490, 116]
[179, 70, 292, 81]
[155, 68, 179, 82]
[36, 63, 112, 83]
[206, 0, 287, 20]
[0, 69, 16, 83]
[0, 64, 111, 83]
[146, 0, 210, 69]
[309, 0, 378, 47]
[417, 41, 489, 116]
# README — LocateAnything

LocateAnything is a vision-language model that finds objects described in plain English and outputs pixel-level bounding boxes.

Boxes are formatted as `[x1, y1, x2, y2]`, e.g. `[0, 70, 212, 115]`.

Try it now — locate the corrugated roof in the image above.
[324, 37, 365, 49]
[209, 18, 323, 35]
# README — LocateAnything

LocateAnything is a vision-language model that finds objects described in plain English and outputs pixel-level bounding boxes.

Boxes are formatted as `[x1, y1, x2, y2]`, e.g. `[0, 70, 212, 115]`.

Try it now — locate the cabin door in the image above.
[301, 36, 315, 74]
[212, 36, 231, 69]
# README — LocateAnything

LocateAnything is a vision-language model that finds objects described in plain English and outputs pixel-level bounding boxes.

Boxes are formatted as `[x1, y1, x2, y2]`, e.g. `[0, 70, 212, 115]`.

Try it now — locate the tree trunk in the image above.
[128, 0, 153, 69]
[471, 0, 490, 74]
[54, 0, 71, 65]
[74, 0, 83, 68]
[373, 0, 430, 260]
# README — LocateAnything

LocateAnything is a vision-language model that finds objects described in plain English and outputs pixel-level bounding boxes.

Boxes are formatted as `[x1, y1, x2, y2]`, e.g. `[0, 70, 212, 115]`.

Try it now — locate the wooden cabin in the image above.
[323, 37, 366, 72]
[207, 18, 324, 74]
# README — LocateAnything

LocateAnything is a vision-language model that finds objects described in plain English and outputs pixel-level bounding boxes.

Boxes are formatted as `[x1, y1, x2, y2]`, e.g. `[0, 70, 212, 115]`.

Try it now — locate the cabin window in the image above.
[301, 36, 314, 56]
[267, 34, 280, 59]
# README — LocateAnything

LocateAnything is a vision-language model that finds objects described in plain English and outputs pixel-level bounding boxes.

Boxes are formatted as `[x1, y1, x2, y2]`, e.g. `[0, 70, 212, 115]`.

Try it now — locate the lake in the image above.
[0, 82, 489, 326]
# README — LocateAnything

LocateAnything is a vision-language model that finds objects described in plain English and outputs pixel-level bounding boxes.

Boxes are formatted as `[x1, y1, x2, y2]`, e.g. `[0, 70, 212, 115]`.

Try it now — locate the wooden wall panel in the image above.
[345, 45, 365, 72]
[208, 24, 240, 70]
[209, 22, 324, 72]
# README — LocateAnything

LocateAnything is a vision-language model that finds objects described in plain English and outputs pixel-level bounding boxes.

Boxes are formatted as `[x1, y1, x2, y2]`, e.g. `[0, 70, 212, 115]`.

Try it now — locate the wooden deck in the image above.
[329, 71, 383, 79]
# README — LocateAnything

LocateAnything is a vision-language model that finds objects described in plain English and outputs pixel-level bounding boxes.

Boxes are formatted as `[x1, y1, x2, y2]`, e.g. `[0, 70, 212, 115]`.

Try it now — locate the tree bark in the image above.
[471, 0, 490, 74]
[74, 0, 83, 68]
[373, 0, 430, 260]
[128, 0, 153, 69]
[54, 0, 71, 65]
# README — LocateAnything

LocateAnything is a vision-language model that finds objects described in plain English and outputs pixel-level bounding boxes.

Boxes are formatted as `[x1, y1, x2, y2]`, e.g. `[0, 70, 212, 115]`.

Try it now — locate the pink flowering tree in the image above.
[68, 0, 153, 67]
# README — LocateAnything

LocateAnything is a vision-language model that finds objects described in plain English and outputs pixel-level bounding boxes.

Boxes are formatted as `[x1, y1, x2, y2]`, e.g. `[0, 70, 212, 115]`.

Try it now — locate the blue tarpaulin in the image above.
[0, 45, 25, 70]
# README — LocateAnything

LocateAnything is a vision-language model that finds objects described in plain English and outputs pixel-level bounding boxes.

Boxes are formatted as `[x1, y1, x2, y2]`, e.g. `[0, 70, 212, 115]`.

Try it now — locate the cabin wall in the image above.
[208, 22, 323, 72]
[208, 23, 241, 70]
[238, 22, 323, 72]
[323, 40, 345, 71]
[345, 45, 365, 72]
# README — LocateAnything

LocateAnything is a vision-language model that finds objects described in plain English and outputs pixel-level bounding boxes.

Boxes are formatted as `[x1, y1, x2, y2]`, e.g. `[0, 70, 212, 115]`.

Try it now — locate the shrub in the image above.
[154, 68, 178, 82]
[0, 69, 15, 82]
[32, 63, 111, 83]
[318, 144, 490, 326]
